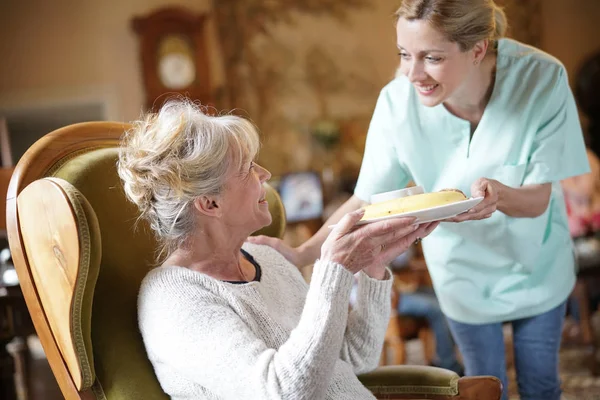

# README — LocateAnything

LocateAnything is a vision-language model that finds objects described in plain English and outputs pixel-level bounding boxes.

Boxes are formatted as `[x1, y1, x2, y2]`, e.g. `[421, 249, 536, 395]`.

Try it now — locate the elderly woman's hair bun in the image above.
[117, 99, 260, 260]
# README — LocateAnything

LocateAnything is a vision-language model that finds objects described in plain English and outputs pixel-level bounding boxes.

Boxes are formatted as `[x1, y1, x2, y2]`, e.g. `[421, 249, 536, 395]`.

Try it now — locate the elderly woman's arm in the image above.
[139, 260, 356, 400]
[340, 270, 393, 373]
[339, 222, 438, 373]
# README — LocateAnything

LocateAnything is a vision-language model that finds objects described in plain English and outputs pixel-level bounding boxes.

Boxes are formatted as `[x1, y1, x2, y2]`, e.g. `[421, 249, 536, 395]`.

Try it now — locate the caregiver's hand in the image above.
[446, 177, 499, 222]
[246, 235, 306, 266]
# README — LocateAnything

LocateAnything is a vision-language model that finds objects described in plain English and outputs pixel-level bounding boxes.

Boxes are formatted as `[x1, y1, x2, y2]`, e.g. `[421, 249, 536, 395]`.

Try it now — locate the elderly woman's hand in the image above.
[445, 177, 499, 222]
[321, 209, 438, 275]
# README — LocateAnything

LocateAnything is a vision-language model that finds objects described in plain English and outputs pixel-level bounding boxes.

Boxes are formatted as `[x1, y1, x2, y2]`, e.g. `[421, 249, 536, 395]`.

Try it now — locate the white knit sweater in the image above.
[138, 243, 392, 400]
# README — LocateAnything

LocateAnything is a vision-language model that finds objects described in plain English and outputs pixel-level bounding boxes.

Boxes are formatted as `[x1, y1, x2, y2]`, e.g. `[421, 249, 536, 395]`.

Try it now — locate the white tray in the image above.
[329, 197, 484, 228]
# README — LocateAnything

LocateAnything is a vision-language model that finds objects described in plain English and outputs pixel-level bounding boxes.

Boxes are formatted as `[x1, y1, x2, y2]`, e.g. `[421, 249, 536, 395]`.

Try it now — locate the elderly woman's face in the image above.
[396, 18, 474, 107]
[219, 159, 272, 234]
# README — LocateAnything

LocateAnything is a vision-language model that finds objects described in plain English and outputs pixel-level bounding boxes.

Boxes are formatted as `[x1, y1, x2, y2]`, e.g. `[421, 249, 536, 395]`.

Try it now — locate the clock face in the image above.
[156, 34, 196, 90]
[158, 53, 196, 89]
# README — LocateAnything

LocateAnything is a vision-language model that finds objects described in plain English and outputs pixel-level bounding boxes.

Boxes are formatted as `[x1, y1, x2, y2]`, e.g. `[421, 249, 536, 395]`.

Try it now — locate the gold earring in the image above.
[474, 59, 479, 65]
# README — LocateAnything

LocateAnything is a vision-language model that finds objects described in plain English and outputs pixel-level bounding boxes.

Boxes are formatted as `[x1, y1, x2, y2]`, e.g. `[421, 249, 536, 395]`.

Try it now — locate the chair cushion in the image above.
[52, 147, 168, 400]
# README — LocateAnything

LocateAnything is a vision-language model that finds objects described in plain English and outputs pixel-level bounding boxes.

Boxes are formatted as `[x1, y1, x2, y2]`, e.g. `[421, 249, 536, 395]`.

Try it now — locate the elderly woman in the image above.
[117, 100, 436, 400]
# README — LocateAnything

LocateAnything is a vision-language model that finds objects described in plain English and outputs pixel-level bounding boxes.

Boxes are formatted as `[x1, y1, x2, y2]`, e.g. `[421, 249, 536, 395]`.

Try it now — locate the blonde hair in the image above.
[394, 0, 507, 51]
[117, 100, 260, 260]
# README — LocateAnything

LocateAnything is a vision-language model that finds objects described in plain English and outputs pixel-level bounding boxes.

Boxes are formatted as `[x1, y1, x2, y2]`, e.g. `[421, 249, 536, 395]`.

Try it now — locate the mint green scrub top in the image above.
[354, 39, 590, 324]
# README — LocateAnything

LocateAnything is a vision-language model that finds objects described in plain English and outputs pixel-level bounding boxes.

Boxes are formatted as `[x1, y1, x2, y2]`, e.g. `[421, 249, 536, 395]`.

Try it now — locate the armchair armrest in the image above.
[357, 365, 502, 399]
[358, 365, 459, 397]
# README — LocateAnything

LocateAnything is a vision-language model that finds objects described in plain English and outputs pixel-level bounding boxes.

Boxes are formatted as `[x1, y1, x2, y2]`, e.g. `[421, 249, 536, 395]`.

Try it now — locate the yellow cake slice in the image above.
[362, 190, 467, 220]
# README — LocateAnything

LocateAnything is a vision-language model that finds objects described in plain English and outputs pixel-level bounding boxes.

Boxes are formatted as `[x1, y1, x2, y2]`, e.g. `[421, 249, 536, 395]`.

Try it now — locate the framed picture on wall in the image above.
[278, 171, 324, 223]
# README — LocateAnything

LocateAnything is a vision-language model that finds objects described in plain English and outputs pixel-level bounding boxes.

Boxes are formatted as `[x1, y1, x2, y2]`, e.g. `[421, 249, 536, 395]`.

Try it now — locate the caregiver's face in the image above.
[396, 17, 473, 107]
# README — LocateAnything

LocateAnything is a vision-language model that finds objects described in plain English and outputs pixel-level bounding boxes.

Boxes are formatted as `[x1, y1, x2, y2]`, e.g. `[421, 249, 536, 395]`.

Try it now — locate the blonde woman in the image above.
[117, 100, 437, 400]
[249, 1, 590, 399]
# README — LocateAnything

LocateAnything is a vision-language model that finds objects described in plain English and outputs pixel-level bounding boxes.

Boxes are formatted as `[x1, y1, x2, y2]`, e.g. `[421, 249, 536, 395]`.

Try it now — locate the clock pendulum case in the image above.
[132, 7, 213, 112]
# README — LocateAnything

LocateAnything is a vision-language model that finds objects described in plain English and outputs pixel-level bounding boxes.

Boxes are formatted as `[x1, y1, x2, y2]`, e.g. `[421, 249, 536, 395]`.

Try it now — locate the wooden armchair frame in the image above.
[7, 122, 127, 399]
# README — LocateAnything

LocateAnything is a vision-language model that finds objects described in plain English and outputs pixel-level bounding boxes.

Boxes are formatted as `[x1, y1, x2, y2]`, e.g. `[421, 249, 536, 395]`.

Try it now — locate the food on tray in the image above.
[440, 188, 467, 195]
[361, 189, 467, 220]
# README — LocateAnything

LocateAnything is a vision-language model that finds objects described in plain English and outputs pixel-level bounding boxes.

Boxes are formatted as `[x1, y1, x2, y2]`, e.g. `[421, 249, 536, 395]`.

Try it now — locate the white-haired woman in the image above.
[118, 100, 437, 400]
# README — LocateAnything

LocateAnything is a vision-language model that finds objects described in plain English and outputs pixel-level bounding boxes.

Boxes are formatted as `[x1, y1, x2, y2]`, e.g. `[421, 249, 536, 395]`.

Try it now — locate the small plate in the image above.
[329, 197, 484, 228]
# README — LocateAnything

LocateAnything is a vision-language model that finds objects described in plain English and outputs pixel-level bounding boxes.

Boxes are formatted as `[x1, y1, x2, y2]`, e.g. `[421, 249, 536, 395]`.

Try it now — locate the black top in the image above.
[225, 249, 262, 284]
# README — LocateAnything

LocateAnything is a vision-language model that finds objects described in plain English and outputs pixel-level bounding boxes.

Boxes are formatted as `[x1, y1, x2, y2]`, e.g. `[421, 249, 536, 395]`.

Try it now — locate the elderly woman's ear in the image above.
[194, 196, 222, 217]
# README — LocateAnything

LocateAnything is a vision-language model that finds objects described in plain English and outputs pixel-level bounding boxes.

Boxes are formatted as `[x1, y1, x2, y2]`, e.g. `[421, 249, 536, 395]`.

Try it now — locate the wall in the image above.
[541, 0, 600, 132]
[0, 0, 401, 174]
[0, 0, 599, 171]
[0, 0, 218, 121]
[541, 0, 600, 83]
[0, 0, 398, 124]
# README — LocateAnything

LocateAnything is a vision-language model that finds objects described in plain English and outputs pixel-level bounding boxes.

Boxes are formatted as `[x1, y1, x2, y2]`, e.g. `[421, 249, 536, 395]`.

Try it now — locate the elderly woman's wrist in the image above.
[363, 264, 387, 280]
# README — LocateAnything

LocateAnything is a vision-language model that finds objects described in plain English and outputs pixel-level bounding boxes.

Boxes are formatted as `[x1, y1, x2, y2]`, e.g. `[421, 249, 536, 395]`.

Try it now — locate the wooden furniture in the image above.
[0, 118, 27, 400]
[1, 273, 35, 400]
[7, 122, 169, 399]
[0, 118, 14, 168]
[382, 249, 435, 366]
[572, 250, 600, 375]
[0, 118, 15, 236]
[6, 122, 501, 399]
[0, 168, 15, 237]
[132, 7, 212, 111]
[383, 302, 434, 366]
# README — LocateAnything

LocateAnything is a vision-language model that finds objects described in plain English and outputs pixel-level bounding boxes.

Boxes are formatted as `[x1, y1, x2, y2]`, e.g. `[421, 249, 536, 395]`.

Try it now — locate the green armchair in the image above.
[7, 122, 501, 399]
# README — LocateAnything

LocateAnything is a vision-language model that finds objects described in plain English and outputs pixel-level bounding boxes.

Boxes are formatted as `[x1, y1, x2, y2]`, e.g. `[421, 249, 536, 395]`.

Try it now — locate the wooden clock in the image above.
[132, 7, 212, 111]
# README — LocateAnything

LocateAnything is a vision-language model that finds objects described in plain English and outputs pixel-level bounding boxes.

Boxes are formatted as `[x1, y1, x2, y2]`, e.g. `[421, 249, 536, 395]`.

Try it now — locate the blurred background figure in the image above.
[562, 148, 600, 240]
[562, 149, 600, 345]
